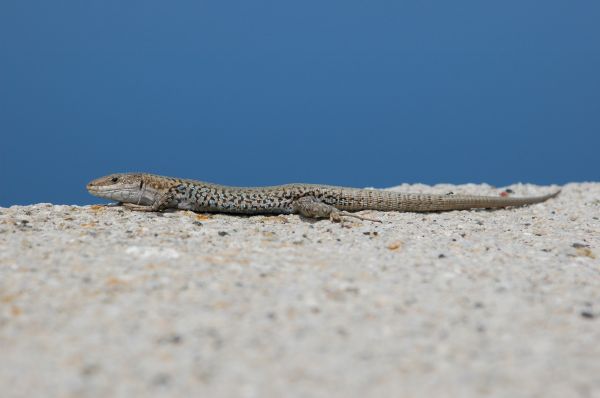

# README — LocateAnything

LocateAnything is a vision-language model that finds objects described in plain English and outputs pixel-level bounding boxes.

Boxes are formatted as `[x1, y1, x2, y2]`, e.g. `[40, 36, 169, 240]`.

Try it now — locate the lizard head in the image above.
[87, 173, 155, 205]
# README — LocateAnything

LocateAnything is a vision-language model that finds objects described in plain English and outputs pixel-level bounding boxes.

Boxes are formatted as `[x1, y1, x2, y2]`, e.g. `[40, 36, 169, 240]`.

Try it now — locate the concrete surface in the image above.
[0, 183, 598, 398]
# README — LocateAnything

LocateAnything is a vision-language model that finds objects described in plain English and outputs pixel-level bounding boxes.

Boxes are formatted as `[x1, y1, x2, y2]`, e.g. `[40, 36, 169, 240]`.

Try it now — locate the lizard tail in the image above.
[339, 189, 561, 212]
[388, 190, 561, 212]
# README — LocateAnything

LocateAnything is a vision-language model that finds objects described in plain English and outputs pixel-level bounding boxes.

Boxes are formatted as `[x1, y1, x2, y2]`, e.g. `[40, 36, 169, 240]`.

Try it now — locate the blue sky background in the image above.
[1, 1, 599, 205]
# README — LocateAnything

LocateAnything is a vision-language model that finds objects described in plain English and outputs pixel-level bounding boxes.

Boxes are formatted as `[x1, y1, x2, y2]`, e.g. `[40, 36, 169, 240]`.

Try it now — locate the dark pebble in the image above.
[80, 363, 101, 377]
[152, 373, 171, 386]
[157, 334, 183, 345]
[580, 311, 595, 319]
[572, 243, 589, 248]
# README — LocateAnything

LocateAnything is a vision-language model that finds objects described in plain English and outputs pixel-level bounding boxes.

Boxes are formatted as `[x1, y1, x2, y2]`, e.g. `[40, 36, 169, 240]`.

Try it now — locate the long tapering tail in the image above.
[337, 189, 561, 212]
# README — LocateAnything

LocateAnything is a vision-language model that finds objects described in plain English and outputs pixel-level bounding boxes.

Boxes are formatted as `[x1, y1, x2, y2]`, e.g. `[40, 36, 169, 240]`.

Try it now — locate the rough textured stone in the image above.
[0, 183, 598, 397]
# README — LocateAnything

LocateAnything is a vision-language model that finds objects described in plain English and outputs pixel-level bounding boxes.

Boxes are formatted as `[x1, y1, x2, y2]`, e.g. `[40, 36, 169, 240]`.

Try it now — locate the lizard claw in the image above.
[121, 203, 155, 212]
[330, 211, 382, 224]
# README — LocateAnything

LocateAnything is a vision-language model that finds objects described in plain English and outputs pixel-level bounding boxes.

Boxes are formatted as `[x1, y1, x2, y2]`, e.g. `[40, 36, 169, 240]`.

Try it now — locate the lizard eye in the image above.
[111, 177, 119, 183]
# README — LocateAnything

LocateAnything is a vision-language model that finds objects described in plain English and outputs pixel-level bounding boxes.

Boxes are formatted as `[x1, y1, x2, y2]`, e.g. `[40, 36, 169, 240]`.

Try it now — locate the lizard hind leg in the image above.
[292, 196, 337, 219]
[292, 196, 381, 223]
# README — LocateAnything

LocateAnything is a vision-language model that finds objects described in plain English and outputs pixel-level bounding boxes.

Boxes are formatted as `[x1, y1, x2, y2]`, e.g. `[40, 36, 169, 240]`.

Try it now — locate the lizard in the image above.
[86, 173, 560, 222]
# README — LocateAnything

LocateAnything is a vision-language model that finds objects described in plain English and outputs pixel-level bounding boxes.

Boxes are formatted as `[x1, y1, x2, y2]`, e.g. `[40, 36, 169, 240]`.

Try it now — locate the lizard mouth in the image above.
[87, 183, 155, 206]
[86, 185, 119, 194]
[86, 184, 98, 192]
[86, 185, 136, 201]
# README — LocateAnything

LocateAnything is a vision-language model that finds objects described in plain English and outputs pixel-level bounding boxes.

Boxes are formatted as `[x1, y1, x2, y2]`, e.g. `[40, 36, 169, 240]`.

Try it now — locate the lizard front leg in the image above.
[292, 196, 381, 223]
[121, 203, 155, 211]
[122, 188, 178, 212]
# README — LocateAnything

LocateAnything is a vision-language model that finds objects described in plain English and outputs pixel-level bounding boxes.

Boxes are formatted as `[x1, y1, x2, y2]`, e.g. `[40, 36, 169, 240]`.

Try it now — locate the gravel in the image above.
[1, 183, 598, 398]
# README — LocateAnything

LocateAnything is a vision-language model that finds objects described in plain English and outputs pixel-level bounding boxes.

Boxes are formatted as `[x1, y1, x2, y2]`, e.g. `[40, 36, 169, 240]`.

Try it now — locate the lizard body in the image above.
[86, 173, 560, 221]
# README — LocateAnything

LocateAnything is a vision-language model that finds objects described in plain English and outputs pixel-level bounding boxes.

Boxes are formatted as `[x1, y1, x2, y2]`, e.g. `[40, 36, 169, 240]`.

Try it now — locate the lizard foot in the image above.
[121, 203, 155, 212]
[335, 211, 382, 223]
